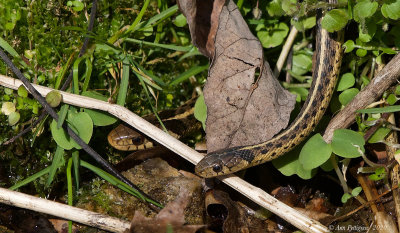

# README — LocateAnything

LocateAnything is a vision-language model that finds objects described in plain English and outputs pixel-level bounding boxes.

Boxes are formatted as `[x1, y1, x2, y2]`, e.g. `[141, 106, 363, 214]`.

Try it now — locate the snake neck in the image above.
[248, 25, 344, 164]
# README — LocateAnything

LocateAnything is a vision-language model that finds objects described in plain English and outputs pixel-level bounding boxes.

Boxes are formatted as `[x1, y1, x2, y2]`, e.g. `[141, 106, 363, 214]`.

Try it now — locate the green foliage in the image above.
[17, 85, 28, 98]
[173, 14, 187, 27]
[341, 187, 362, 203]
[266, 0, 285, 17]
[82, 91, 117, 126]
[194, 95, 207, 130]
[50, 111, 93, 150]
[279, 128, 366, 180]
[321, 9, 349, 32]
[299, 134, 332, 170]
[339, 88, 359, 106]
[0, 0, 398, 211]
[8, 111, 20, 126]
[45, 90, 62, 108]
[381, 0, 400, 20]
[358, 105, 400, 114]
[66, 1, 84, 12]
[292, 54, 312, 76]
[337, 73, 355, 91]
[256, 22, 289, 48]
[332, 129, 365, 158]
[369, 167, 387, 181]
[292, 16, 316, 31]
[386, 94, 398, 105]
[368, 127, 391, 143]
[353, 0, 378, 22]
[343, 40, 355, 53]
[0, 0, 23, 32]
[46, 146, 65, 187]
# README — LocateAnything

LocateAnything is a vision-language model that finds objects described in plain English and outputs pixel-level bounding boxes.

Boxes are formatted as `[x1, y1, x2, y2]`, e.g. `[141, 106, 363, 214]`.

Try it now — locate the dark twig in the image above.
[323, 53, 400, 142]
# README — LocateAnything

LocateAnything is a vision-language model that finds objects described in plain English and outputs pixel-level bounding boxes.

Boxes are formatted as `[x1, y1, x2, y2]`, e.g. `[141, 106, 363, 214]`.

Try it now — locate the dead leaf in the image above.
[179, 0, 296, 152]
[177, 0, 225, 58]
[129, 188, 204, 233]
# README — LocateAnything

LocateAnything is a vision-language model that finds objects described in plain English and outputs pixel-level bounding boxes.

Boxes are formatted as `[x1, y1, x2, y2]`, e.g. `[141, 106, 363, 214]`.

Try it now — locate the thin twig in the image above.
[0, 74, 330, 233]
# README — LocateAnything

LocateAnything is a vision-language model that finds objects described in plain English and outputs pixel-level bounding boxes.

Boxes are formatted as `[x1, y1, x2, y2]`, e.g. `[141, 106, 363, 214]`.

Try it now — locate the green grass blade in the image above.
[130, 59, 166, 87]
[57, 104, 69, 129]
[0, 37, 20, 58]
[131, 63, 168, 133]
[0, 37, 28, 68]
[131, 68, 163, 91]
[67, 157, 73, 205]
[73, 56, 86, 94]
[31, 115, 48, 146]
[55, 52, 76, 90]
[82, 57, 93, 92]
[79, 160, 163, 208]
[169, 65, 209, 86]
[135, 5, 179, 31]
[178, 48, 202, 62]
[46, 146, 65, 187]
[9, 166, 51, 190]
[66, 157, 73, 233]
[72, 150, 80, 190]
[357, 105, 400, 114]
[124, 38, 192, 52]
[127, 0, 151, 34]
[116, 56, 130, 106]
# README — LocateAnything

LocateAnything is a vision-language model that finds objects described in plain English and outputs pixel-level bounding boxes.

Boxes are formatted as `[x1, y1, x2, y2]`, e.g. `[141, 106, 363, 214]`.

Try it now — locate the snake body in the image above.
[108, 98, 199, 151]
[195, 12, 344, 178]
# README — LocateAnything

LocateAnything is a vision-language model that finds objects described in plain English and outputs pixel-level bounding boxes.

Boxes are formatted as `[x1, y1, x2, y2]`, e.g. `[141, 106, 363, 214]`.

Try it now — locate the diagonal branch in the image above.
[323, 53, 400, 142]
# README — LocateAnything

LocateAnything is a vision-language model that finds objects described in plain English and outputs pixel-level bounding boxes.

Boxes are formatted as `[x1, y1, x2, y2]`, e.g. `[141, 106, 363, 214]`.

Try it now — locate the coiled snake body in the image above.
[108, 98, 200, 151]
[195, 12, 344, 178]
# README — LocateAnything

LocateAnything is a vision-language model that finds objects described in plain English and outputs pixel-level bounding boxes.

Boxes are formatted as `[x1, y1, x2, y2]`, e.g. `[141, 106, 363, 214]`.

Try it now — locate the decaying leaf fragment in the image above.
[178, 0, 296, 152]
[129, 188, 204, 233]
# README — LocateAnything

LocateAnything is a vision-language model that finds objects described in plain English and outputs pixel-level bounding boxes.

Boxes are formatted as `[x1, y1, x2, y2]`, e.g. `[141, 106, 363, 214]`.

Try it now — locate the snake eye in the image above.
[212, 164, 222, 173]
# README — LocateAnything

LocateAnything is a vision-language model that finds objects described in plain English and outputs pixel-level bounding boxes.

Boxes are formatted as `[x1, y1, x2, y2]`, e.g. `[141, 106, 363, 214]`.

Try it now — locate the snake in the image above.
[195, 9, 344, 178]
[108, 98, 200, 151]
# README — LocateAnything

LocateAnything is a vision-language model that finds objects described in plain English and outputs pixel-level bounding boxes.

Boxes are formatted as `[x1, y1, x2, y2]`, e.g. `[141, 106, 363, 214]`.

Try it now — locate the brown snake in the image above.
[195, 8, 344, 178]
[108, 98, 200, 151]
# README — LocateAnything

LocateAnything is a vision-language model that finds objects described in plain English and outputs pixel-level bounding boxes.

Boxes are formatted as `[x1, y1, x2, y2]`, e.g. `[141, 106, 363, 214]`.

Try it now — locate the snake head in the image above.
[195, 147, 254, 178]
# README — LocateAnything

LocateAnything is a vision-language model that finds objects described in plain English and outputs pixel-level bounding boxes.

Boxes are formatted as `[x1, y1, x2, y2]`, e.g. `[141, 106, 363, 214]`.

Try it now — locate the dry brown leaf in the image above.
[129, 188, 204, 233]
[179, 0, 295, 152]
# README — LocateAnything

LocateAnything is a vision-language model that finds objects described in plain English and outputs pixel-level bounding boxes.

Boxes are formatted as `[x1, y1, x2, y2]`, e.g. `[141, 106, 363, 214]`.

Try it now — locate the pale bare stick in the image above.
[274, 26, 299, 78]
[0, 74, 329, 233]
[0, 187, 130, 232]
